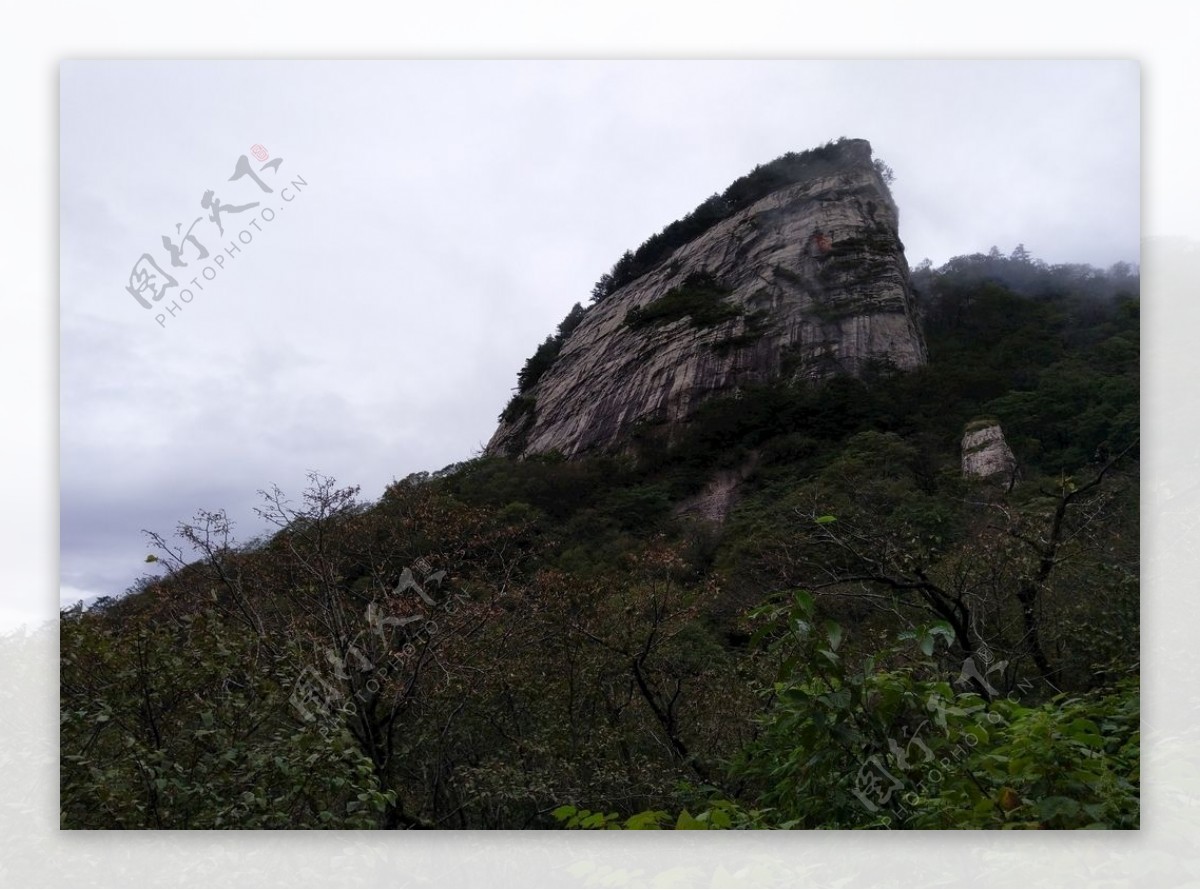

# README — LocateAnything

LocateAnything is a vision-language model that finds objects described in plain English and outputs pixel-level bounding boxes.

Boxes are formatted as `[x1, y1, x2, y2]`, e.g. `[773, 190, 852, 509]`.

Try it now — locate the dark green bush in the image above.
[625, 272, 740, 330]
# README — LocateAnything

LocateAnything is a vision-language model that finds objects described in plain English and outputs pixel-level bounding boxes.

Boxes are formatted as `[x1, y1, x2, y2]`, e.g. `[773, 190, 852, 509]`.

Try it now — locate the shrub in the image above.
[625, 272, 741, 330]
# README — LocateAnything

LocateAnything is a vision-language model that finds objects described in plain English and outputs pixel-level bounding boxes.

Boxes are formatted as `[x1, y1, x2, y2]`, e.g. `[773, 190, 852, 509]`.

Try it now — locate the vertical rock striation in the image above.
[488, 138, 926, 459]
[962, 420, 1019, 483]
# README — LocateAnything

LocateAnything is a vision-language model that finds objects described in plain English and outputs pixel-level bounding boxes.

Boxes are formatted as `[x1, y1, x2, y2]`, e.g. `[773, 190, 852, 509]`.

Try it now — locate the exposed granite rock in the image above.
[962, 420, 1019, 483]
[672, 460, 757, 525]
[488, 138, 926, 459]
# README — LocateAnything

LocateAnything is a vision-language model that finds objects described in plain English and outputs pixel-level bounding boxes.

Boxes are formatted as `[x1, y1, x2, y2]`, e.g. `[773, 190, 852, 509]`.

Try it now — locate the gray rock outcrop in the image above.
[488, 138, 926, 459]
[962, 420, 1019, 482]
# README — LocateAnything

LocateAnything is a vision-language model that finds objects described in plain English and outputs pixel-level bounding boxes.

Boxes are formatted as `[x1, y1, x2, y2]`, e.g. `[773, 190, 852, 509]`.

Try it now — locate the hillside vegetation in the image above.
[62, 247, 1139, 829]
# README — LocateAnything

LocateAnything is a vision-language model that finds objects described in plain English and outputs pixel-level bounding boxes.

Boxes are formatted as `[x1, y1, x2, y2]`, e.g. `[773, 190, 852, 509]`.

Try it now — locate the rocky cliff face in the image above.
[962, 420, 1019, 483]
[488, 138, 926, 459]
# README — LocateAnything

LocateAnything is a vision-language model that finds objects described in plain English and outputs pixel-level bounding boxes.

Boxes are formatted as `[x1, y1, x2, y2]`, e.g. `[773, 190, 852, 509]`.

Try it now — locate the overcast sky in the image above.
[59, 60, 1139, 610]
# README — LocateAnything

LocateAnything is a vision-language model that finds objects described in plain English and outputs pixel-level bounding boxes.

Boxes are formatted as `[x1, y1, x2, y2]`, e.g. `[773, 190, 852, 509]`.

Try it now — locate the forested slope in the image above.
[61, 248, 1139, 829]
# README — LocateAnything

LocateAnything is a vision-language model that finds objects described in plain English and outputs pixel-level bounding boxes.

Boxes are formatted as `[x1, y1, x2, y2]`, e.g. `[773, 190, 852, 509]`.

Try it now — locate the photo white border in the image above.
[3, 1, 1194, 886]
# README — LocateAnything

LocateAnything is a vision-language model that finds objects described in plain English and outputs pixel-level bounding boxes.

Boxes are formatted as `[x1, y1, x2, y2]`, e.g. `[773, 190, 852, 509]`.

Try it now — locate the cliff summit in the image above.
[489, 137, 926, 459]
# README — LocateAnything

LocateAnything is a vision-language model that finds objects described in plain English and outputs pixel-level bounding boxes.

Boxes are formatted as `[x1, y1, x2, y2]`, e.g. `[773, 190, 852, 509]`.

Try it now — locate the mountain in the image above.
[488, 137, 926, 459]
[61, 138, 1140, 831]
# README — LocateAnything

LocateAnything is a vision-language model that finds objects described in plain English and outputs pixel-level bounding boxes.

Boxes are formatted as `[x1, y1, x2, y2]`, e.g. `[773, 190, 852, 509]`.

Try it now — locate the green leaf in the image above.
[623, 810, 665, 830]
[580, 811, 608, 828]
[1066, 718, 1104, 748]
[928, 622, 955, 643]
[819, 688, 852, 710]
[705, 806, 733, 829]
[1037, 796, 1081, 822]
[815, 515, 837, 525]
[824, 620, 843, 652]
[675, 810, 708, 830]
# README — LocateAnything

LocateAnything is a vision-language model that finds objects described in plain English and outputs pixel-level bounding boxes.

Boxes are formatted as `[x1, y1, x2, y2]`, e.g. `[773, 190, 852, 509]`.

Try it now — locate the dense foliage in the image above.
[62, 249, 1139, 829]
[556, 591, 1137, 830]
